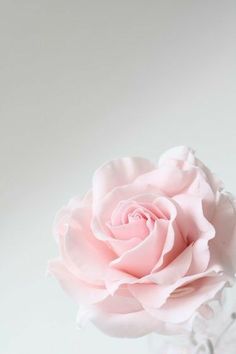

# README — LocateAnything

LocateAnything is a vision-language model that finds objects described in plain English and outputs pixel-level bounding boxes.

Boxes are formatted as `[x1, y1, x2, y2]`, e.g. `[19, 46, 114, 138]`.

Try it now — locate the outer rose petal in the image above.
[173, 194, 215, 242]
[129, 267, 222, 311]
[158, 146, 196, 166]
[92, 157, 155, 205]
[105, 268, 138, 295]
[134, 161, 196, 197]
[146, 276, 225, 323]
[55, 193, 115, 285]
[80, 298, 192, 338]
[48, 259, 108, 305]
[60, 224, 115, 285]
[81, 307, 163, 338]
[185, 169, 216, 220]
[210, 192, 236, 278]
[159, 146, 222, 202]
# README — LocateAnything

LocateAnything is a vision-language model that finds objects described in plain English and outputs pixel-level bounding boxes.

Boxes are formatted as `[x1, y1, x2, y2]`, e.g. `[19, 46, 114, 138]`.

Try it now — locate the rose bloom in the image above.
[49, 146, 236, 337]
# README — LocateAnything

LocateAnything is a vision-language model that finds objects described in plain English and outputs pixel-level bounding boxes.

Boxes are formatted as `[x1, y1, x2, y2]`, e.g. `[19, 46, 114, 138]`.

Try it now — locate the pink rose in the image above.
[49, 146, 236, 337]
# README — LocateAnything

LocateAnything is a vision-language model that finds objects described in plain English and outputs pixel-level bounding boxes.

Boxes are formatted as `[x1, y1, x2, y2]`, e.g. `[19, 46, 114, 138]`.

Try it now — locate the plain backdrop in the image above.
[1, 1, 236, 353]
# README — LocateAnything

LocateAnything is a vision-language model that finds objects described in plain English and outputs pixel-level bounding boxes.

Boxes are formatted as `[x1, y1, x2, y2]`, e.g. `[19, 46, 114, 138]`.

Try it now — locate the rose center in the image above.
[106, 200, 168, 241]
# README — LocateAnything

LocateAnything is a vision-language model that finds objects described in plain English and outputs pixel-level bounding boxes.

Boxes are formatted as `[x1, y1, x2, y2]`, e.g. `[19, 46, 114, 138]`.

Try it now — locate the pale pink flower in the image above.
[49, 146, 236, 337]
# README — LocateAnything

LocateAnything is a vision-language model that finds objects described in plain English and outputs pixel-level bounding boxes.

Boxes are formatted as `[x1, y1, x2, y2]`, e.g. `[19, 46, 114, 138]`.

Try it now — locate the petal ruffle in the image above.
[173, 194, 215, 243]
[48, 259, 108, 305]
[82, 300, 191, 338]
[158, 146, 196, 166]
[146, 276, 225, 323]
[54, 193, 115, 285]
[210, 192, 236, 278]
[134, 160, 196, 197]
[92, 157, 155, 205]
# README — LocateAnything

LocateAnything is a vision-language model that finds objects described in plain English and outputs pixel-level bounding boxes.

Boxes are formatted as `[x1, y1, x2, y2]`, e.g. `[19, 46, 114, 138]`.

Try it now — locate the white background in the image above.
[1, 1, 236, 353]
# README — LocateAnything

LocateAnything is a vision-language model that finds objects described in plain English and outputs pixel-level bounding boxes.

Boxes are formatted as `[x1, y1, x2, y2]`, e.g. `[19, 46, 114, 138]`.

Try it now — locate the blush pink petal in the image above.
[129, 283, 174, 309]
[186, 238, 210, 275]
[92, 157, 155, 205]
[53, 190, 92, 241]
[85, 293, 195, 337]
[107, 237, 142, 256]
[129, 267, 223, 310]
[105, 239, 193, 295]
[128, 246, 193, 308]
[60, 224, 115, 285]
[134, 161, 196, 197]
[107, 218, 149, 240]
[158, 146, 217, 219]
[105, 268, 138, 295]
[210, 192, 236, 278]
[48, 259, 108, 305]
[147, 243, 193, 285]
[151, 217, 186, 273]
[185, 169, 216, 220]
[158, 146, 196, 166]
[83, 305, 168, 338]
[173, 194, 215, 243]
[196, 158, 224, 194]
[109, 219, 168, 278]
[146, 276, 225, 324]
[93, 289, 142, 313]
[53, 207, 70, 241]
[55, 198, 115, 285]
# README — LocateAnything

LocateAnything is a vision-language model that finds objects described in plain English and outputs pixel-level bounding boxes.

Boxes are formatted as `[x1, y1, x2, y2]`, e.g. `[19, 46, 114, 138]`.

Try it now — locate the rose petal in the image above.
[55, 197, 115, 285]
[134, 161, 196, 197]
[210, 192, 236, 278]
[151, 218, 186, 272]
[110, 219, 168, 278]
[185, 169, 216, 220]
[158, 146, 217, 219]
[105, 268, 138, 295]
[105, 233, 191, 295]
[92, 185, 162, 241]
[129, 267, 223, 311]
[93, 288, 142, 313]
[85, 295, 194, 337]
[173, 194, 215, 243]
[108, 237, 142, 256]
[83, 304, 180, 338]
[48, 259, 108, 305]
[128, 246, 193, 308]
[87, 307, 162, 338]
[158, 146, 196, 166]
[107, 217, 149, 240]
[187, 238, 210, 275]
[146, 276, 225, 323]
[148, 243, 193, 284]
[92, 157, 155, 205]
[60, 224, 115, 285]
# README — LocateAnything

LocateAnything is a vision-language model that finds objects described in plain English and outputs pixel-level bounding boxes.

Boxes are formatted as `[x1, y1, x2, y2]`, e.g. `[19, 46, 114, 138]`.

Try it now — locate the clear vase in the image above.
[147, 287, 236, 354]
